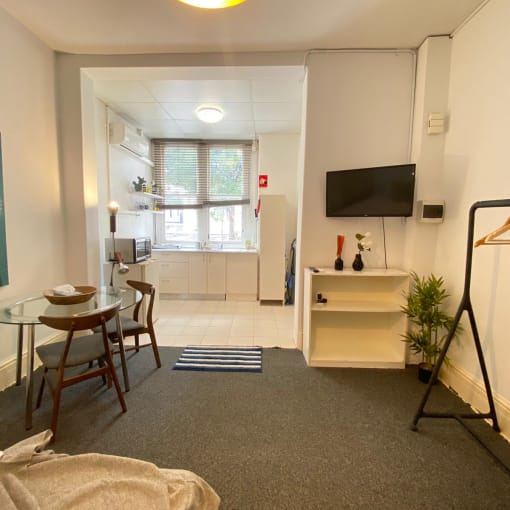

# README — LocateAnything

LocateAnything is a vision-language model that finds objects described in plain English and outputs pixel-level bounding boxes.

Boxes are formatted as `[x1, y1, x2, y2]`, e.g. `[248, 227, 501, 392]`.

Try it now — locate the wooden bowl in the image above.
[43, 286, 96, 305]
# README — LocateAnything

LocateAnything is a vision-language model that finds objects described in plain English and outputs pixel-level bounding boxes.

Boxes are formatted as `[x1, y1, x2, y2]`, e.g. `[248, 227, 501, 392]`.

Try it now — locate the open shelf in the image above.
[119, 210, 164, 216]
[131, 191, 163, 199]
[311, 300, 402, 312]
[303, 267, 409, 368]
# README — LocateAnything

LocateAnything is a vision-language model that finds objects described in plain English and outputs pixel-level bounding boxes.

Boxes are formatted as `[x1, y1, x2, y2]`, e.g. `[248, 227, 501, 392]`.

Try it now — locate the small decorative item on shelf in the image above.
[352, 232, 372, 271]
[316, 293, 327, 304]
[334, 235, 344, 271]
[132, 176, 147, 192]
[151, 181, 159, 195]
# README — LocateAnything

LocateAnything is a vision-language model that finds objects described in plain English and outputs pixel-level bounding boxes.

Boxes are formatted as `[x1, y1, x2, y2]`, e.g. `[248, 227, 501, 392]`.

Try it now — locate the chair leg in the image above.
[97, 358, 108, 386]
[105, 352, 127, 413]
[114, 314, 130, 392]
[149, 330, 162, 368]
[36, 369, 47, 409]
[50, 382, 63, 441]
[134, 334, 140, 353]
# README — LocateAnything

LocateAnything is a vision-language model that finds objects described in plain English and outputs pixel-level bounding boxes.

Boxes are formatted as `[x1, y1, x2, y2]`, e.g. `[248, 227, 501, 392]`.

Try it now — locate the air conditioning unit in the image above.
[108, 122, 150, 159]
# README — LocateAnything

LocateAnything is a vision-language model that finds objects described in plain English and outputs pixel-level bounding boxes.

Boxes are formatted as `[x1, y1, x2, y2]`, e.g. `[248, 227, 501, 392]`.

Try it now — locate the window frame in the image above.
[152, 139, 256, 248]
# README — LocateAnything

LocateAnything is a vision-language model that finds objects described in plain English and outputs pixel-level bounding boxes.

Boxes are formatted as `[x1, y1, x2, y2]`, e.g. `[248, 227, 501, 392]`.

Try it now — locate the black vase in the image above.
[334, 257, 343, 271]
[352, 253, 364, 271]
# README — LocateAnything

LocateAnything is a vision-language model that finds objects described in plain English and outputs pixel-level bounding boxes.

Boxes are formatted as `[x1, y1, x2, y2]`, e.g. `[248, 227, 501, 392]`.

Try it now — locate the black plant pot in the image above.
[334, 257, 344, 271]
[418, 362, 435, 384]
[352, 253, 364, 271]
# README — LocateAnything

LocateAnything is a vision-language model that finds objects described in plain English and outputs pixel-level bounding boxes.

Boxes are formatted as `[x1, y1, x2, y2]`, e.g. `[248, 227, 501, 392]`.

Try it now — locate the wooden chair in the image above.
[36, 304, 127, 440]
[95, 280, 161, 370]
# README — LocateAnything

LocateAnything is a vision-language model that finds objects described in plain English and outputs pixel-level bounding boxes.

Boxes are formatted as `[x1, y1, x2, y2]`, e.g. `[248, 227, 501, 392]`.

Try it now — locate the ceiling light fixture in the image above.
[196, 106, 224, 123]
[178, 0, 247, 8]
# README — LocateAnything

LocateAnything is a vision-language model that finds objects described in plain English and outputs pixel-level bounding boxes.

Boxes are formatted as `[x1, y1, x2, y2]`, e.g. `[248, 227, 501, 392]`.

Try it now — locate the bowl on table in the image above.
[43, 286, 97, 305]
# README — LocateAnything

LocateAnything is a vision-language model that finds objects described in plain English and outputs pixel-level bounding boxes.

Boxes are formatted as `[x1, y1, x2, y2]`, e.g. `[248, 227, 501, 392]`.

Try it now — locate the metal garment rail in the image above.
[410, 199, 510, 473]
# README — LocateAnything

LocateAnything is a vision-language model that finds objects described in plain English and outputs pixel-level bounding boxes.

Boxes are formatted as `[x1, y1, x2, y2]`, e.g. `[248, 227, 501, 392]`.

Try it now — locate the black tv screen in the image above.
[326, 164, 416, 217]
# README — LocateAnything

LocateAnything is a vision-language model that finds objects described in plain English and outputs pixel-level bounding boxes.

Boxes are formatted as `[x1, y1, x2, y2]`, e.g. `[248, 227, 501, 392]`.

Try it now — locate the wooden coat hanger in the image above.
[474, 217, 510, 247]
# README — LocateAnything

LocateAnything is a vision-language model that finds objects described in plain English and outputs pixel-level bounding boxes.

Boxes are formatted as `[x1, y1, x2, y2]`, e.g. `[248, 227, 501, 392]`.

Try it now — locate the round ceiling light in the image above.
[196, 106, 224, 123]
[178, 0, 247, 8]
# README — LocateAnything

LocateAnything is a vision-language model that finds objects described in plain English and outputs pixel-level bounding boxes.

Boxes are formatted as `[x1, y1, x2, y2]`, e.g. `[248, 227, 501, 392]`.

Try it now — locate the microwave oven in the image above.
[105, 237, 151, 264]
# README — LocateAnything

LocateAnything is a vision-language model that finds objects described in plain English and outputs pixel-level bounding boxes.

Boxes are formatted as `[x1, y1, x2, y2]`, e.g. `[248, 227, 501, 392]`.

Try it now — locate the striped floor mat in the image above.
[173, 346, 263, 372]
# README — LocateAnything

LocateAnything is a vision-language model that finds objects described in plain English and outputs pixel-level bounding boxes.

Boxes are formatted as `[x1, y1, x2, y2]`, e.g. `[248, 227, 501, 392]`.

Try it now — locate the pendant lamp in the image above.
[178, 0, 247, 8]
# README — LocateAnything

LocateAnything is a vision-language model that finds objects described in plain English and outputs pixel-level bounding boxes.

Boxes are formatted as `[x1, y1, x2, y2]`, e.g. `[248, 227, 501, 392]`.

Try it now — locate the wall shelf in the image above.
[119, 210, 164, 216]
[131, 191, 163, 200]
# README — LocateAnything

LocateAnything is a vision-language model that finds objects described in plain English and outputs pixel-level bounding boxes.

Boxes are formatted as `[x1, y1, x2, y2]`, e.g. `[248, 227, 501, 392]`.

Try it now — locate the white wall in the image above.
[105, 109, 154, 239]
[92, 102, 155, 284]
[0, 7, 66, 364]
[296, 50, 416, 347]
[433, 0, 510, 408]
[404, 37, 451, 278]
[55, 52, 304, 283]
[258, 133, 300, 260]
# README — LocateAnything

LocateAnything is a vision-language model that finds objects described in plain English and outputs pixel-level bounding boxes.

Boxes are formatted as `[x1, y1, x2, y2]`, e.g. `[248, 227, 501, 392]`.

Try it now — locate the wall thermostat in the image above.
[417, 201, 445, 223]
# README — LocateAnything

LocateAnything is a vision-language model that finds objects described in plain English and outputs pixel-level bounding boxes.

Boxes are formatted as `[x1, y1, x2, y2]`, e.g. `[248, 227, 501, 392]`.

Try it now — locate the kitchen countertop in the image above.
[152, 247, 259, 254]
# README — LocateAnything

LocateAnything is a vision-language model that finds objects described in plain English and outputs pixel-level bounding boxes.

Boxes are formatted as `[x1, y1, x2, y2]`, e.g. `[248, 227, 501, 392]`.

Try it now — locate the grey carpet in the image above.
[1, 347, 510, 509]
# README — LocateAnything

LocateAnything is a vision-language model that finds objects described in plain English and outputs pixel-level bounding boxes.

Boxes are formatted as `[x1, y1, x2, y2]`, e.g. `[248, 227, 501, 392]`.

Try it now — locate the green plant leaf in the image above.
[401, 271, 460, 364]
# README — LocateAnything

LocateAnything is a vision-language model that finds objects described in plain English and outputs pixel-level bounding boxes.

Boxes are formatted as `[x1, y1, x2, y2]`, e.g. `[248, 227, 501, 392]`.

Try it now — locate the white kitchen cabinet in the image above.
[186, 252, 225, 296]
[155, 252, 189, 295]
[153, 251, 226, 297]
[258, 194, 286, 302]
[206, 253, 226, 295]
[188, 253, 208, 294]
[107, 259, 160, 323]
[226, 252, 258, 300]
[303, 268, 409, 368]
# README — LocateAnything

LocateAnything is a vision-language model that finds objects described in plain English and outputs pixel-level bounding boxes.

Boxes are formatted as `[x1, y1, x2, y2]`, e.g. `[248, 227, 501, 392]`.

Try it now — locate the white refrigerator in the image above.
[258, 194, 286, 302]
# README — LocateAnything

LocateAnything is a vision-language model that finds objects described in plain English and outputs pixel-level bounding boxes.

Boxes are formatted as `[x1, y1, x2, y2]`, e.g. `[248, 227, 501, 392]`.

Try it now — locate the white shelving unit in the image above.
[303, 267, 409, 368]
[127, 191, 164, 214]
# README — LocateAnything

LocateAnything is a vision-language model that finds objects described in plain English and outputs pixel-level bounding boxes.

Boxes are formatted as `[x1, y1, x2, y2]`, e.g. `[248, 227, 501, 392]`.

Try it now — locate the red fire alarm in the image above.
[258, 175, 268, 188]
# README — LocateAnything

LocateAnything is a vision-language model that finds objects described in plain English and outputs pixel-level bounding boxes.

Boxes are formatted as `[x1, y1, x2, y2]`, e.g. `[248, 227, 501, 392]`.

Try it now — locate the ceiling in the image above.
[87, 66, 305, 139]
[0, 0, 486, 140]
[0, 0, 485, 54]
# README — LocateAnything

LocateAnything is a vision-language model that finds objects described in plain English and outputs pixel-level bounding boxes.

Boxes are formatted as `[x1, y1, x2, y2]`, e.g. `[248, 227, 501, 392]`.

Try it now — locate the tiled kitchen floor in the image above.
[153, 298, 296, 348]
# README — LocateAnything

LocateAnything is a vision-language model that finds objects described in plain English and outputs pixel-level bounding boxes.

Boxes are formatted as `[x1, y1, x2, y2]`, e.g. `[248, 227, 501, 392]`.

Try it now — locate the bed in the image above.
[0, 430, 220, 510]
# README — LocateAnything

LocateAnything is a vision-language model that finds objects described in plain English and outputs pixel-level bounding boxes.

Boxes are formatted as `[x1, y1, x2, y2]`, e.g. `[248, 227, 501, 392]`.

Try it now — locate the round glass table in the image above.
[0, 286, 140, 429]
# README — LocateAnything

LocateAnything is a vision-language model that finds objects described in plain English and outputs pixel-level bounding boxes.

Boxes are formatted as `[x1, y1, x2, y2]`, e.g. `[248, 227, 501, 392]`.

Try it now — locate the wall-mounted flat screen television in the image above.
[326, 164, 416, 217]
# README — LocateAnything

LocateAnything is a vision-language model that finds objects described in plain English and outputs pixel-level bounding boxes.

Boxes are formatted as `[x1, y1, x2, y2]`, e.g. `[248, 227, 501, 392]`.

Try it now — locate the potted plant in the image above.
[401, 272, 460, 383]
[132, 176, 147, 192]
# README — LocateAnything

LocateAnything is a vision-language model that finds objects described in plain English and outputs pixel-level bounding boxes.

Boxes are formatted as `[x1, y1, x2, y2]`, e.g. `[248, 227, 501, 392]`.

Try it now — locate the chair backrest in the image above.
[39, 303, 121, 332]
[126, 280, 155, 328]
[38, 303, 121, 371]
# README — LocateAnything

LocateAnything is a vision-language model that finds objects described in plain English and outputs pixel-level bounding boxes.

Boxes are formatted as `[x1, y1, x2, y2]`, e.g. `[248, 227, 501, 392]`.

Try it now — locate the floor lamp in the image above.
[108, 201, 129, 287]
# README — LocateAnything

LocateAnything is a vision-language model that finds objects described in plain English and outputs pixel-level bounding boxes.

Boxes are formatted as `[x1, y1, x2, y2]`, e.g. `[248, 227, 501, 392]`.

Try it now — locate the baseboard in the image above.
[0, 332, 66, 392]
[440, 362, 510, 442]
[225, 293, 257, 301]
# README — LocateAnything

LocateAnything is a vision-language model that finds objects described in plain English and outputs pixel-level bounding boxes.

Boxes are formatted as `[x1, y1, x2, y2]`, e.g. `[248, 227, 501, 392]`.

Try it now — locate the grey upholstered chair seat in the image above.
[36, 334, 107, 369]
[98, 316, 144, 337]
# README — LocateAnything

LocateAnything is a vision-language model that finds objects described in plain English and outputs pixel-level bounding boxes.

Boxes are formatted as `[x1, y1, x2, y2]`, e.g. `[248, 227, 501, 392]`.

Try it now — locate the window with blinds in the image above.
[152, 140, 252, 209]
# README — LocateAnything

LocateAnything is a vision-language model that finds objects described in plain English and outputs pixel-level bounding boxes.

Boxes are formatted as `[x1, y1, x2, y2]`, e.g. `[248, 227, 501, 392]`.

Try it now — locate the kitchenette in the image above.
[152, 245, 258, 301]
[101, 108, 297, 309]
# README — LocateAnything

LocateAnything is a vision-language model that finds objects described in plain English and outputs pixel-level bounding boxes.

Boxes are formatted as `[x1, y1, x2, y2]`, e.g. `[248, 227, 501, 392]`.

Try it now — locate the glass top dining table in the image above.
[0, 286, 140, 429]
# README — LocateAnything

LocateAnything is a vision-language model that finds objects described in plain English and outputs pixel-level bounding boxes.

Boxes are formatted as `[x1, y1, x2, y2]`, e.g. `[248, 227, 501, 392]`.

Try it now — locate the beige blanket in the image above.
[0, 431, 220, 510]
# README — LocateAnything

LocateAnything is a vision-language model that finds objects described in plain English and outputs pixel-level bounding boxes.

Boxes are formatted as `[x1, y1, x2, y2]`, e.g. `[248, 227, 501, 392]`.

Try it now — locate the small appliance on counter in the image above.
[105, 237, 151, 263]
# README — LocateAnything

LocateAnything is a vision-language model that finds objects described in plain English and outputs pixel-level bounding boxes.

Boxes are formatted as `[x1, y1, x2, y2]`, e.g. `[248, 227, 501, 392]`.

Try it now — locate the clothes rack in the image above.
[410, 199, 510, 467]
